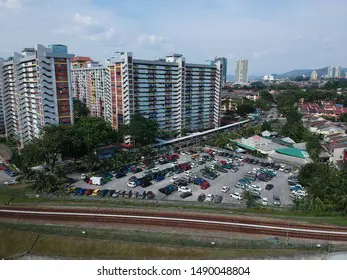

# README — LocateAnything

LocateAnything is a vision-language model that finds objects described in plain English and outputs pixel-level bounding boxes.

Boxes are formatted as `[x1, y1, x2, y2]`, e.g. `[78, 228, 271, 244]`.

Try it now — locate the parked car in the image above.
[197, 193, 206, 202]
[230, 192, 243, 200]
[127, 181, 137, 188]
[84, 189, 93, 196]
[108, 190, 115, 197]
[4, 179, 16, 185]
[81, 174, 87, 180]
[265, 184, 274, 190]
[205, 194, 214, 202]
[258, 173, 270, 182]
[180, 192, 192, 199]
[112, 190, 120, 197]
[221, 186, 230, 193]
[249, 184, 262, 192]
[273, 195, 281, 206]
[166, 171, 174, 177]
[214, 195, 223, 204]
[154, 175, 165, 182]
[133, 167, 143, 173]
[115, 172, 126, 178]
[146, 191, 155, 199]
[191, 162, 199, 168]
[91, 189, 100, 196]
[200, 181, 210, 190]
[178, 186, 192, 193]
[262, 197, 269, 206]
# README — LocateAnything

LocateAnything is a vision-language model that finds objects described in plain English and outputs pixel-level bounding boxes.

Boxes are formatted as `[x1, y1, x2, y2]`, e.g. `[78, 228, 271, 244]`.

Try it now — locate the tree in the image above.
[339, 113, 347, 123]
[73, 116, 118, 154]
[237, 104, 255, 117]
[39, 125, 69, 173]
[255, 99, 269, 111]
[259, 90, 274, 103]
[73, 99, 90, 120]
[125, 114, 159, 147]
[261, 121, 272, 132]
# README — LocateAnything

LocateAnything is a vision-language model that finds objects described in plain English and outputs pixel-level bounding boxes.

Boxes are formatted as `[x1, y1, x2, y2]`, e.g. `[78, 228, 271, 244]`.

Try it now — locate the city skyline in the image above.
[0, 0, 346, 75]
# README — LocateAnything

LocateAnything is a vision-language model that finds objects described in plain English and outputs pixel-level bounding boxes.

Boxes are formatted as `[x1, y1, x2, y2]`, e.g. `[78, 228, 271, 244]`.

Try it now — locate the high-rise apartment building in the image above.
[0, 44, 74, 145]
[0, 58, 5, 133]
[212, 57, 227, 85]
[235, 59, 248, 84]
[335, 65, 341, 78]
[327, 65, 334, 78]
[310, 70, 318, 81]
[71, 60, 110, 122]
[72, 52, 225, 136]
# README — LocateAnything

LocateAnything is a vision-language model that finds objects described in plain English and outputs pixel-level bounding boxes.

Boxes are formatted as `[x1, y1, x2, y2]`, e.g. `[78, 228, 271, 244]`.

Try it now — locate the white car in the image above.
[4, 180, 16, 185]
[221, 186, 230, 193]
[205, 194, 214, 202]
[249, 184, 262, 192]
[81, 174, 87, 180]
[185, 171, 192, 176]
[293, 190, 307, 196]
[230, 192, 243, 200]
[180, 151, 187, 155]
[127, 181, 136, 188]
[178, 186, 192, 193]
[151, 167, 160, 173]
[170, 176, 178, 183]
[166, 171, 174, 177]
[191, 162, 198, 168]
[261, 197, 269, 206]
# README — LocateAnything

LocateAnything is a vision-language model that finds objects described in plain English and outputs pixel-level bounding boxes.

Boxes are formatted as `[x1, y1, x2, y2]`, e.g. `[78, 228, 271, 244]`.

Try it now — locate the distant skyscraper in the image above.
[235, 59, 248, 84]
[310, 70, 318, 81]
[335, 65, 341, 78]
[213, 57, 227, 85]
[327, 65, 334, 78]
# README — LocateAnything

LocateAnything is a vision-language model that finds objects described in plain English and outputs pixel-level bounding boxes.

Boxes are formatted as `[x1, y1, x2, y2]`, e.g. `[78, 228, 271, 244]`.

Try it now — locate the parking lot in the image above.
[70, 150, 294, 207]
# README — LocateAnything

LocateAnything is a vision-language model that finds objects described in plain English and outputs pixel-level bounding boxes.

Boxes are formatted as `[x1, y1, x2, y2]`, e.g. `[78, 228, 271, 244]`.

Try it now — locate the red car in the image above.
[85, 189, 93, 196]
[171, 154, 180, 159]
[220, 160, 227, 165]
[200, 182, 210, 189]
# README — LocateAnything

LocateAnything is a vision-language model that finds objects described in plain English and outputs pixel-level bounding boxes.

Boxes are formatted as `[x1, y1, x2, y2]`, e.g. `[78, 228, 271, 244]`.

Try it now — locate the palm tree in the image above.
[16, 165, 36, 184]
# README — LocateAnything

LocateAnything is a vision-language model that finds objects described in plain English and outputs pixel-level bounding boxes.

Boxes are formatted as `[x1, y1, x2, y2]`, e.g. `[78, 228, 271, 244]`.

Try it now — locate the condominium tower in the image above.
[0, 44, 74, 145]
[235, 59, 248, 84]
[72, 52, 225, 136]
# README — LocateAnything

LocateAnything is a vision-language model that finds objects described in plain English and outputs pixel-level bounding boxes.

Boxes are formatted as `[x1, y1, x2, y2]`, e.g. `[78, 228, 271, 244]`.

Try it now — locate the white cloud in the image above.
[137, 34, 169, 44]
[57, 12, 116, 42]
[0, 0, 29, 8]
[73, 13, 96, 26]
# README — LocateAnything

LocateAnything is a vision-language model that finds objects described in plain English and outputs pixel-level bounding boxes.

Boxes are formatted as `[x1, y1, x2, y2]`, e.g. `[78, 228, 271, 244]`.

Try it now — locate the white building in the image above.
[310, 70, 318, 81]
[235, 59, 248, 84]
[327, 65, 334, 78]
[0, 44, 74, 145]
[263, 74, 274, 81]
[335, 65, 341, 78]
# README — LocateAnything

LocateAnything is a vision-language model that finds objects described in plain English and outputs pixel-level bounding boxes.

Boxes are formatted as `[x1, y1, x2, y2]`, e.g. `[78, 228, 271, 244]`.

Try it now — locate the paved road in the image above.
[71, 153, 293, 207]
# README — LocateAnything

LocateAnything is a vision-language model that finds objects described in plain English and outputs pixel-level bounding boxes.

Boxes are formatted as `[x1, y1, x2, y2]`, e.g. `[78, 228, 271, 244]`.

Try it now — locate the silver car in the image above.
[273, 195, 281, 206]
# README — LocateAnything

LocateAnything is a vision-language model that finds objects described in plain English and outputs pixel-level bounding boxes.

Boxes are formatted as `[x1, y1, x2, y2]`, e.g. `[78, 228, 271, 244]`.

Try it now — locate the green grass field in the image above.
[0, 224, 325, 260]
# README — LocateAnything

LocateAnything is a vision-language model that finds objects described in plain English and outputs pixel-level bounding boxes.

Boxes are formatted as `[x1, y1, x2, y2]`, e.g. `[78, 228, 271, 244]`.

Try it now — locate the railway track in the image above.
[1, 206, 347, 241]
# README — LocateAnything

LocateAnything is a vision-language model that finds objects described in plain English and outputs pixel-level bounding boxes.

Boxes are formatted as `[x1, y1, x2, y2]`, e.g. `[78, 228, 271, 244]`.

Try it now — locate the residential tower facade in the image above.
[235, 58, 248, 84]
[0, 44, 74, 145]
[71, 52, 226, 136]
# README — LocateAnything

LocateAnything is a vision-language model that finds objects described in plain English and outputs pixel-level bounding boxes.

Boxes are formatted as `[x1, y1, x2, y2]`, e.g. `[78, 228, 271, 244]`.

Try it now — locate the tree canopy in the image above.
[125, 114, 159, 146]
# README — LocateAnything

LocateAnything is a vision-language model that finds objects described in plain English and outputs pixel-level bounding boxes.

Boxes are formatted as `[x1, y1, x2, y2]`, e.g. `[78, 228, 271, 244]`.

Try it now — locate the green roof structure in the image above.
[230, 140, 257, 151]
[275, 147, 306, 159]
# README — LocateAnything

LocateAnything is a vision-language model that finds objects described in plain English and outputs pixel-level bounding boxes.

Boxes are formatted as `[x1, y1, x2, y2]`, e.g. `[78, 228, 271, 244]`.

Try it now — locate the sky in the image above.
[0, 0, 346, 75]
